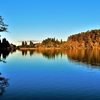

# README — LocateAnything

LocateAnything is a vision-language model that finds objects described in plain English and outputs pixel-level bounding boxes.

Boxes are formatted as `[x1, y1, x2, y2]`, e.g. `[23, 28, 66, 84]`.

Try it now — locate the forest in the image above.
[18, 29, 100, 49]
[64, 29, 100, 49]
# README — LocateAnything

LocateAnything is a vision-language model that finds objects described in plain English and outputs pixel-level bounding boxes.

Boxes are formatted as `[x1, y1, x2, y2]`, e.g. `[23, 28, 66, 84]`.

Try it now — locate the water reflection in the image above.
[20, 49, 65, 59]
[2, 49, 100, 99]
[0, 50, 10, 63]
[22, 50, 35, 56]
[0, 73, 9, 96]
[42, 50, 61, 59]
[20, 49, 100, 67]
[0, 50, 11, 96]
[0, 50, 16, 63]
[66, 49, 100, 67]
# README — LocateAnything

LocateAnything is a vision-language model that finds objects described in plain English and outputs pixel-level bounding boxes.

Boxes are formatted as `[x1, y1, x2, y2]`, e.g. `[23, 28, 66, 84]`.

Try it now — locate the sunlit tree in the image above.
[29, 41, 33, 47]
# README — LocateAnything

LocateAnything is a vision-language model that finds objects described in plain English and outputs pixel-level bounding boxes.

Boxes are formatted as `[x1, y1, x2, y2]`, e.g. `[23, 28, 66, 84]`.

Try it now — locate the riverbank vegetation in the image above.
[18, 38, 64, 50]
[18, 29, 100, 50]
[64, 29, 100, 49]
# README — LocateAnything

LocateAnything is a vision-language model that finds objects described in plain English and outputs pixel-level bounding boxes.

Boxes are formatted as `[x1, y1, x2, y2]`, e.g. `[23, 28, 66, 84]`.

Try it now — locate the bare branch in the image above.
[0, 16, 8, 32]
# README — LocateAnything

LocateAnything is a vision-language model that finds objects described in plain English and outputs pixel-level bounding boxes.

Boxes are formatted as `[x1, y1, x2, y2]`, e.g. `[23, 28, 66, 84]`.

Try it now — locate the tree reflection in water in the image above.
[20, 49, 64, 59]
[0, 49, 16, 63]
[21, 50, 35, 56]
[66, 49, 100, 67]
[20, 49, 100, 67]
[0, 50, 10, 63]
[0, 50, 11, 96]
[0, 73, 9, 96]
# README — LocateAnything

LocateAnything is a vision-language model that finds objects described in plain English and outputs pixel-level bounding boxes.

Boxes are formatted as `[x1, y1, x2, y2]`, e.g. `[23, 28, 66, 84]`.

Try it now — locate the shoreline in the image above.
[18, 47, 100, 50]
[18, 47, 61, 50]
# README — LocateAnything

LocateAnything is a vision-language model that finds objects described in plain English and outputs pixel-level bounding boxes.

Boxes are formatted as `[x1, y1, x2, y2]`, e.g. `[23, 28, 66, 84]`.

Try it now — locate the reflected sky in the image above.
[1, 50, 100, 100]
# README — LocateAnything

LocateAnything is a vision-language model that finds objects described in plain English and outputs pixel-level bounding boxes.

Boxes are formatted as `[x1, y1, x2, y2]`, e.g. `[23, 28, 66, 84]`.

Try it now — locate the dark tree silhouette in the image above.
[22, 41, 25, 47]
[0, 16, 11, 49]
[0, 50, 10, 63]
[0, 73, 9, 96]
[0, 16, 8, 32]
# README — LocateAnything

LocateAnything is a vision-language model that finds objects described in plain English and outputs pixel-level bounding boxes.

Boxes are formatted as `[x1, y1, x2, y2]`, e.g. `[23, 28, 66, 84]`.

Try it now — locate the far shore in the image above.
[18, 47, 61, 50]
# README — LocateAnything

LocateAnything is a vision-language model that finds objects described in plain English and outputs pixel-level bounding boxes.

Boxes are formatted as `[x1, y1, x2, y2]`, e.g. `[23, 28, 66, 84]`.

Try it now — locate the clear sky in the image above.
[0, 0, 100, 45]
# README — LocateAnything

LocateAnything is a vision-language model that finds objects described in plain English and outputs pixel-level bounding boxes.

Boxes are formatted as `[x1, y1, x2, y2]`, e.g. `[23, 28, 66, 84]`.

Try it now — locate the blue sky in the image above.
[0, 0, 100, 45]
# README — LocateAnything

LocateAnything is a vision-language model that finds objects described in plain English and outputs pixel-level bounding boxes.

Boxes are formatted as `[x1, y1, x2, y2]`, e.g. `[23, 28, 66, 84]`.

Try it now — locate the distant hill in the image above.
[64, 29, 100, 49]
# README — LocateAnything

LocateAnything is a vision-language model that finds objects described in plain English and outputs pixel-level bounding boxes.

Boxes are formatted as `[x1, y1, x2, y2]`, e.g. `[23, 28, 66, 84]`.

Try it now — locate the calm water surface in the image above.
[0, 49, 100, 100]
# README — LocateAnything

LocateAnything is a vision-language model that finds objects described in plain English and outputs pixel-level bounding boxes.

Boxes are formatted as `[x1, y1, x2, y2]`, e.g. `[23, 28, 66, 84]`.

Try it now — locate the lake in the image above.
[0, 49, 100, 100]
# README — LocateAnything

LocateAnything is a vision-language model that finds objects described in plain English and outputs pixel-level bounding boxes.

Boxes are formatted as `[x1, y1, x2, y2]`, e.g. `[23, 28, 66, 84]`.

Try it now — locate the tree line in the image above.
[65, 29, 100, 49]
[20, 38, 63, 48]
